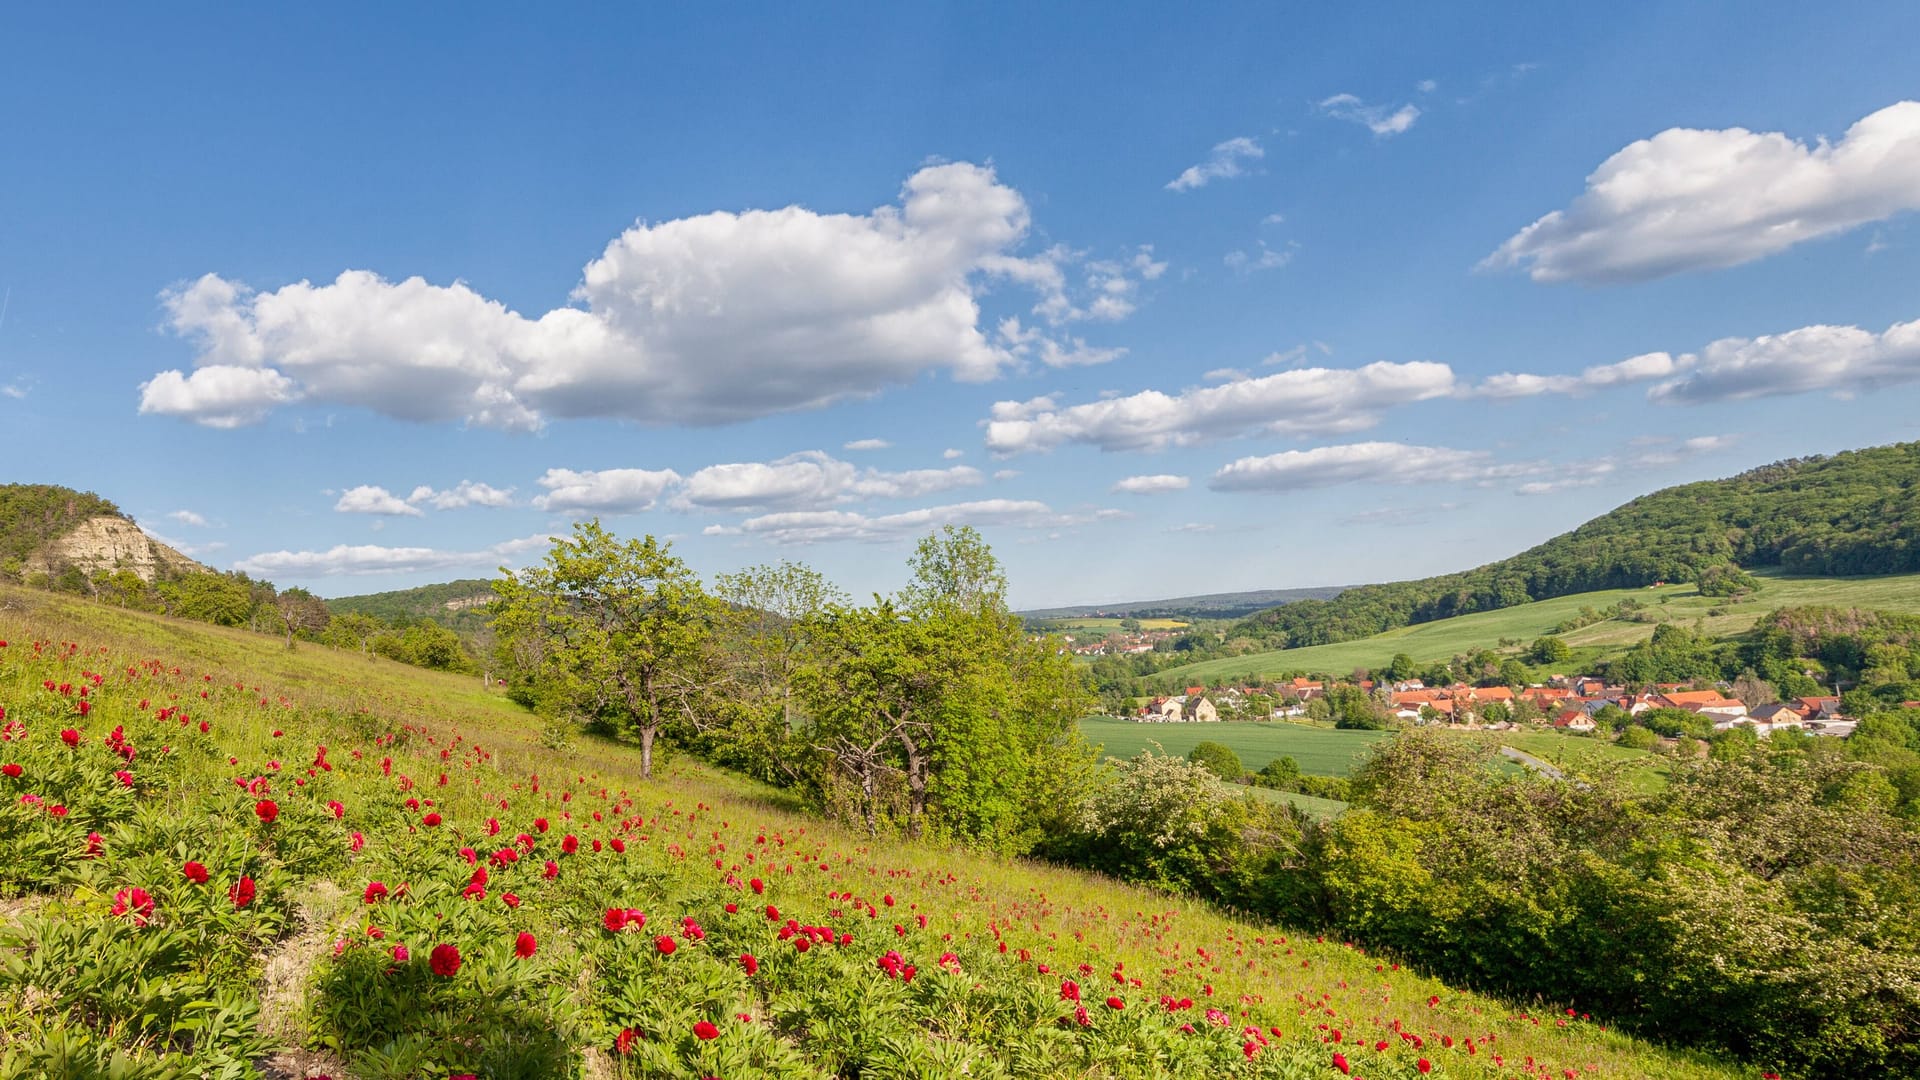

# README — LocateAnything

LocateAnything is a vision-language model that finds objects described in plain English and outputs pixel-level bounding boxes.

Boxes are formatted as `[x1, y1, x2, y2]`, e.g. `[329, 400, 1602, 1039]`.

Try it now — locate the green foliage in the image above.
[1056, 749, 1299, 907]
[1184, 741, 1242, 782]
[797, 528, 1097, 854]
[1527, 635, 1571, 665]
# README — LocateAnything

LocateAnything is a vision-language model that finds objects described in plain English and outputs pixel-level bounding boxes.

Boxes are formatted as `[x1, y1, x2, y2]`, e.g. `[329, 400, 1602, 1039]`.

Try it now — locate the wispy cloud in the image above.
[1318, 93, 1420, 137]
[1166, 137, 1264, 192]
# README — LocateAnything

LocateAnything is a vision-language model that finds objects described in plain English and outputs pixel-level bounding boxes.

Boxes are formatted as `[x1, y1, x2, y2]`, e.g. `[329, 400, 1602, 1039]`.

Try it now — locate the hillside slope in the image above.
[0, 582, 1750, 1079]
[1159, 571, 1920, 684]
[1231, 442, 1920, 650]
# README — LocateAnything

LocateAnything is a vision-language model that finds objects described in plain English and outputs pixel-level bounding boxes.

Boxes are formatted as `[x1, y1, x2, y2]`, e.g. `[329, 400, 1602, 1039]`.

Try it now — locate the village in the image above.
[1138, 674, 1858, 738]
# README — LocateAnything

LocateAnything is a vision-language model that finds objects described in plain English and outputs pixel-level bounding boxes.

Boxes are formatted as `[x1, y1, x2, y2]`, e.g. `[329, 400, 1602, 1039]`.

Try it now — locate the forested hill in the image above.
[0, 484, 126, 564]
[1232, 441, 1920, 650]
[325, 578, 497, 633]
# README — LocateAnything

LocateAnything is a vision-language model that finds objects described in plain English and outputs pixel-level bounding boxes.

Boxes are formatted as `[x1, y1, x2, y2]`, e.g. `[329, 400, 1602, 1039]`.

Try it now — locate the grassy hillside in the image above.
[0, 582, 1745, 1079]
[1156, 570, 1920, 683]
[1229, 441, 1920, 651]
[0, 483, 124, 566]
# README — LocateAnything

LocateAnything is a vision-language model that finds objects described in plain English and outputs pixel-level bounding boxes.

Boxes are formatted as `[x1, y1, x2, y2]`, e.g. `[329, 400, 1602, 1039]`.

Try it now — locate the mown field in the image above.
[0, 583, 1747, 1079]
[1154, 570, 1920, 683]
[1047, 617, 1190, 632]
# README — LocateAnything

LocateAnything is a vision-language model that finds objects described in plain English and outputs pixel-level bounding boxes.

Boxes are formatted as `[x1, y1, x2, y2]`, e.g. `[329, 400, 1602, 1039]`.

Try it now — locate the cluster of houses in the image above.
[1138, 675, 1857, 738]
[1386, 678, 1854, 738]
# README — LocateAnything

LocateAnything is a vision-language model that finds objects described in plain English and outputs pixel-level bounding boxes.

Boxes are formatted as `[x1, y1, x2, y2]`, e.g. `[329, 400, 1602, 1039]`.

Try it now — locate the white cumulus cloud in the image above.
[1112, 474, 1191, 494]
[703, 498, 1094, 546]
[166, 509, 210, 527]
[334, 485, 424, 517]
[140, 163, 1129, 429]
[1650, 317, 1920, 404]
[983, 360, 1457, 454]
[532, 468, 683, 513]
[842, 438, 892, 451]
[1482, 101, 1920, 283]
[235, 533, 554, 579]
[405, 480, 516, 510]
[1166, 137, 1264, 192]
[1209, 443, 1515, 492]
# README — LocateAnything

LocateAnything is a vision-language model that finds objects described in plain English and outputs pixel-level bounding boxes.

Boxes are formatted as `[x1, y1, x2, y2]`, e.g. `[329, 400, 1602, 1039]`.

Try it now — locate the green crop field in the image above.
[1079, 715, 1389, 776]
[1153, 570, 1920, 683]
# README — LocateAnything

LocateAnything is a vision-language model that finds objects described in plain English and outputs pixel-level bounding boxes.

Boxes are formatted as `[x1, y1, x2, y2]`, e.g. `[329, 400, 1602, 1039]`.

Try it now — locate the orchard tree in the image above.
[710, 560, 846, 781]
[273, 586, 331, 649]
[491, 522, 717, 778]
[799, 527, 1095, 851]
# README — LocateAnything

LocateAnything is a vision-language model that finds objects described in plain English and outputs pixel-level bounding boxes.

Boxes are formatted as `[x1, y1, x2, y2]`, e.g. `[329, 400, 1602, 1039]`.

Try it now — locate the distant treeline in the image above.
[1229, 443, 1920, 651]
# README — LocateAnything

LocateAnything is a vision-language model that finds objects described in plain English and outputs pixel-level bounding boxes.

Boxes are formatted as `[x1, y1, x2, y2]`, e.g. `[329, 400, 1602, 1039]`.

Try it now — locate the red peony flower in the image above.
[544, 859, 559, 879]
[561, 834, 578, 854]
[364, 881, 388, 904]
[230, 875, 256, 908]
[603, 908, 630, 932]
[326, 800, 345, 819]
[254, 799, 279, 824]
[0, 764, 19, 778]
[429, 943, 461, 976]
[740, 952, 759, 975]
[693, 1020, 719, 1041]
[60, 728, 80, 748]
[655, 934, 677, 955]
[1105, 996, 1124, 1010]
[1417, 1060, 1433, 1074]
[1332, 1052, 1350, 1075]
[1060, 979, 1081, 1002]
[615, 1028, 637, 1055]
[514, 931, 537, 958]
[501, 891, 521, 908]
[390, 943, 409, 963]
[349, 831, 365, 852]
[183, 860, 209, 884]
[422, 812, 441, 827]
[112, 887, 155, 926]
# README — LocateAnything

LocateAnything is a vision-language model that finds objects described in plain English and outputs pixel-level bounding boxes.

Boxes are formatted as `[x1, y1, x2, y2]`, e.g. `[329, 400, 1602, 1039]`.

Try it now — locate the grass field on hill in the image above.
[1047, 617, 1189, 632]
[1079, 716, 1388, 776]
[1154, 570, 1920, 683]
[0, 584, 1748, 1079]
[1500, 731, 1674, 794]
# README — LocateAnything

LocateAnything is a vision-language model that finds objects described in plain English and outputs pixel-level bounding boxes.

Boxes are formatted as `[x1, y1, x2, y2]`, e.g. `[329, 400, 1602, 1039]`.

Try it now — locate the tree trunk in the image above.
[639, 724, 655, 779]
[899, 731, 928, 840]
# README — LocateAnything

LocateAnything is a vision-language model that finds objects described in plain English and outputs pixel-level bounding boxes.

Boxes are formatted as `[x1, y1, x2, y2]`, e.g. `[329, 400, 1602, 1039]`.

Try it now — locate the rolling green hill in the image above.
[325, 577, 497, 635]
[1018, 584, 1347, 621]
[1229, 442, 1920, 651]
[1155, 570, 1920, 683]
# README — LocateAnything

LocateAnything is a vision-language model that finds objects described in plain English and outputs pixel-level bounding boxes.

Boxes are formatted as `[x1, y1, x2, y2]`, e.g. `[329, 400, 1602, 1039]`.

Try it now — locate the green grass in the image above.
[1079, 715, 1389, 776]
[1155, 570, 1920, 683]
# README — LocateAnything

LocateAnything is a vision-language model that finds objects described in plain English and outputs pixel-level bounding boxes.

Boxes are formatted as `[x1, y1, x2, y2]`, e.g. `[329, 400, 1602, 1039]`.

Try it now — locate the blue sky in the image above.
[3, 4, 1918, 607]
